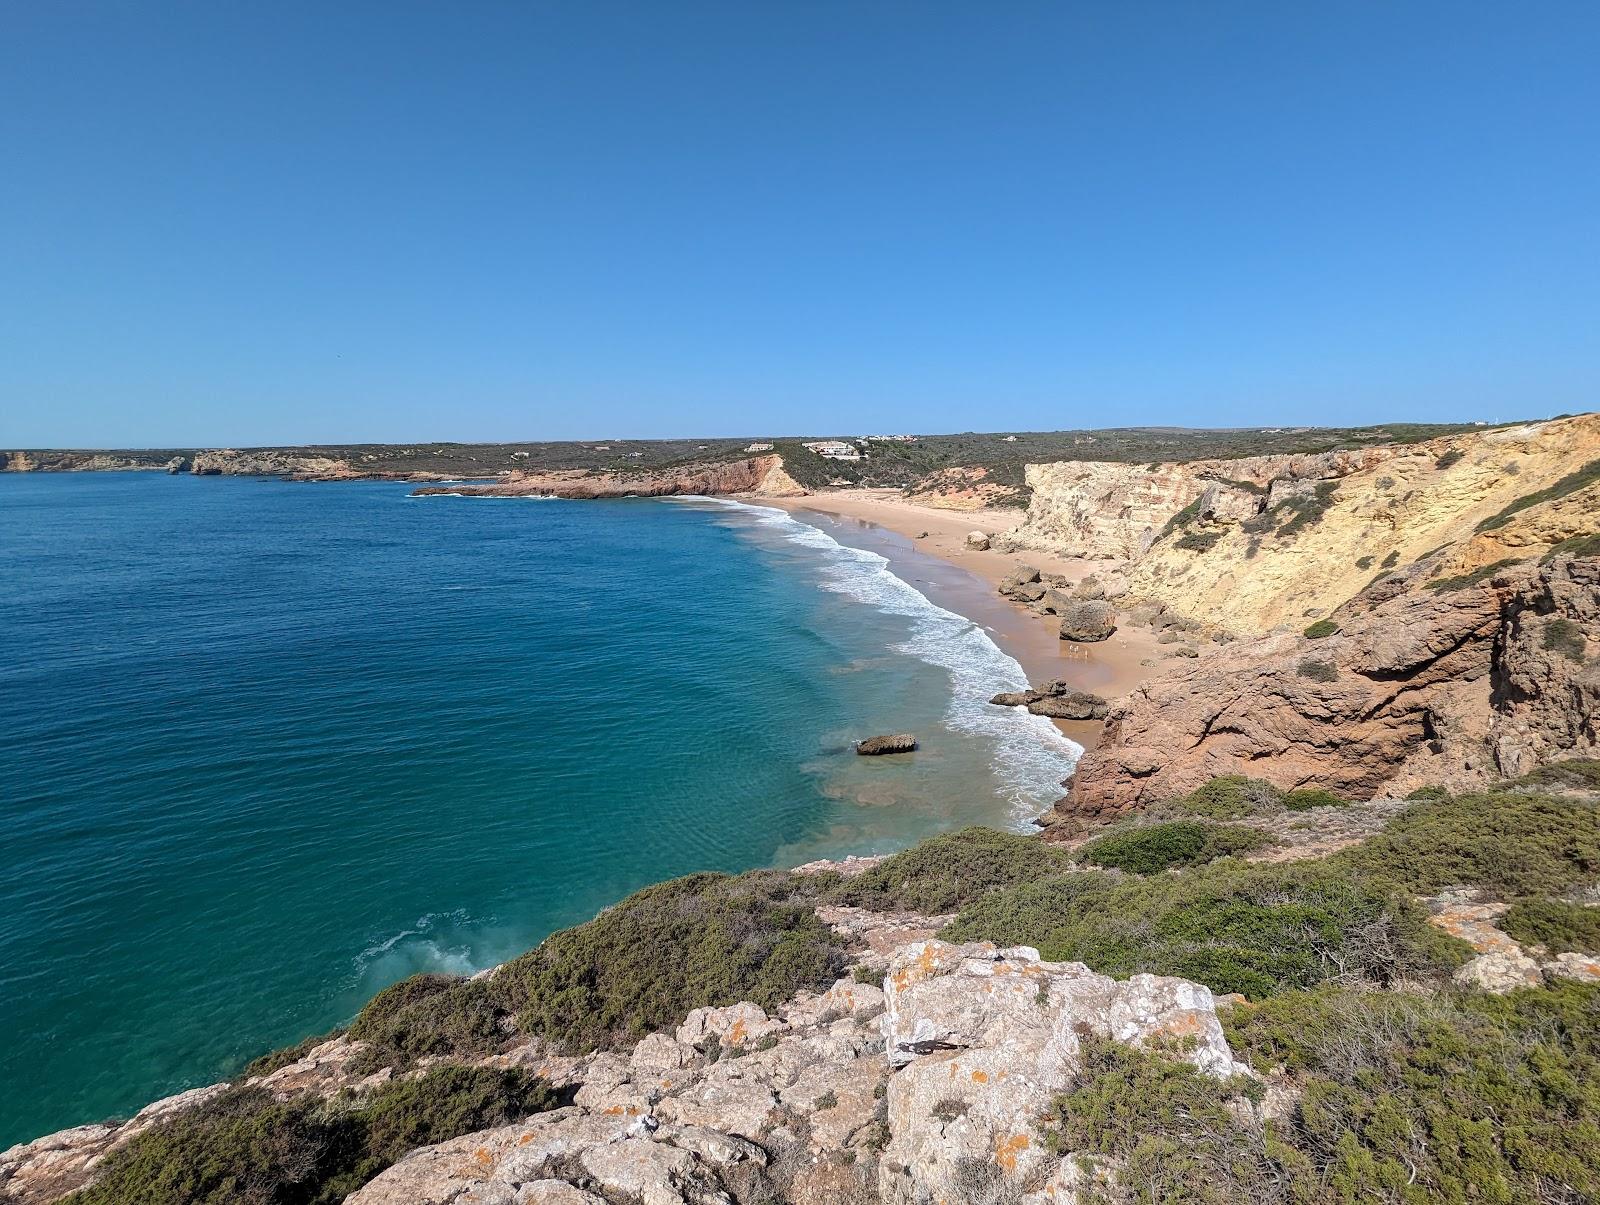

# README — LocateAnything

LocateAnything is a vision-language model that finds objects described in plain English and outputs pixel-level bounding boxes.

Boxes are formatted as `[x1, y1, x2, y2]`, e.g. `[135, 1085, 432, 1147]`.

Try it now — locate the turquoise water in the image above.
[0, 473, 1078, 1147]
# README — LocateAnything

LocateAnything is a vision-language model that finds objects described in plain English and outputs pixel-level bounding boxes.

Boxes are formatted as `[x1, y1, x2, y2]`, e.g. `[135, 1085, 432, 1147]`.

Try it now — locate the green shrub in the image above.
[1280, 788, 1347, 812]
[1543, 616, 1587, 661]
[1507, 758, 1600, 792]
[66, 1068, 559, 1205]
[1405, 784, 1450, 801]
[348, 973, 506, 1070]
[1502, 898, 1600, 955]
[1476, 457, 1600, 531]
[1079, 822, 1267, 875]
[492, 869, 843, 1052]
[1224, 981, 1600, 1203]
[1343, 789, 1600, 897]
[1044, 1037, 1283, 1204]
[1295, 658, 1337, 682]
[1434, 448, 1465, 470]
[941, 860, 1459, 999]
[1174, 529, 1222, 553]
[1302, 619, 1339, 639]
[1274, 482, 1338, 539]
[1380, 550, 1400, 568]
[1542, 532, 1600, 562]
[1354, 555, 1374, 570]
[1176, 776, 1284, 821]
[825, 826, 1075, 914]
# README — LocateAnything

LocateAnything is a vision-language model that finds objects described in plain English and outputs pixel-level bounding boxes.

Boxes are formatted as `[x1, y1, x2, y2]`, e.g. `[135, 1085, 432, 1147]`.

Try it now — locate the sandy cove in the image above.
[752, 488, 1160, 750]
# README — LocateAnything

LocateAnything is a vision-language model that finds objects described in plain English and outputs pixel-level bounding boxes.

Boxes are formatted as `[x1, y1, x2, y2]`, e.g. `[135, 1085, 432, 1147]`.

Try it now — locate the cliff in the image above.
[1063, 554, 1599, 817]
[1, 451, 188, 473]
[409, 455, 807, 500]
[999, 413, 1600, 634]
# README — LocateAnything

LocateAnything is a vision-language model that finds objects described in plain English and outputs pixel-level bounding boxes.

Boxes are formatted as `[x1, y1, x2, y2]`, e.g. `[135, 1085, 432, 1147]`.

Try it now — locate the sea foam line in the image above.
[690, 497, 1082, 825]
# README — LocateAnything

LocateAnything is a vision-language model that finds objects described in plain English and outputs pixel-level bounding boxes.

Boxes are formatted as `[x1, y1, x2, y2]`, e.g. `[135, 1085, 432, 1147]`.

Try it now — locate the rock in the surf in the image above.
[855, 734, 918, 755]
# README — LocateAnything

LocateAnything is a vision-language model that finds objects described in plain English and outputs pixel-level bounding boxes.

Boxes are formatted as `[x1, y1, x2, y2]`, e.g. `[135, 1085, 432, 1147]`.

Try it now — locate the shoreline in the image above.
[750, 489, 1159, 751]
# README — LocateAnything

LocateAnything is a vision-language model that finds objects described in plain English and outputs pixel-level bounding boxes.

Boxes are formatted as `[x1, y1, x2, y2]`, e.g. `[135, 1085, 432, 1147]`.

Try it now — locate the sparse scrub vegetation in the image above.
[1280, 788, 1347, 812]
[1302, 619, 1338, 639]
[1475, 457, 1600, 531]
[1506, 758, 1600, 792]
[1425, 557, 1521, 591]
[824, 826, 1074, 914]
[65, 1067, 560, 1205]
[1502, 898, 1600, 954]
[1433, 448, 1465, 470]
[1295, 658, 1337, 682]
[1079, 821, 1267, 874]
[1176, 775, 1284, 821]
[1543, 616, 1587, 661]
[492, 869, 844, 1051]
[1224, 981, 1600, 1203]
[1273, 482, 1338, 539]
[1174, 529, 1222, 552]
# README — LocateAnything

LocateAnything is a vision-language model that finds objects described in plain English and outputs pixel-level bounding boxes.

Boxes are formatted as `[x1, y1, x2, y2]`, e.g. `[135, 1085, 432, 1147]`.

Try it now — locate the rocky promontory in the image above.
[410, 455, 806, 501]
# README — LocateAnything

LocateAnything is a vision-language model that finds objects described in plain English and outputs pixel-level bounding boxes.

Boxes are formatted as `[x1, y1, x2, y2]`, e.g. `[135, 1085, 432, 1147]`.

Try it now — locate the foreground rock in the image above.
[988, 680, 1109, 720]
[855, 734, 917, 756]
[342, 941, 1249, 1205]
[1056, 599, 1117, 642]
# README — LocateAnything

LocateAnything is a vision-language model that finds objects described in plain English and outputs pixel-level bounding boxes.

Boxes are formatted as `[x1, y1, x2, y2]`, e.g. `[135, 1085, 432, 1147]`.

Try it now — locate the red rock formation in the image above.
[1066, 556, 1599, 819]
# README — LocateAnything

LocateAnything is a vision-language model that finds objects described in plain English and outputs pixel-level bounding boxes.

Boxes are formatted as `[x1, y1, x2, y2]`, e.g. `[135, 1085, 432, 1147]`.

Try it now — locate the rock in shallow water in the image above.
[855, 734, 917, 755]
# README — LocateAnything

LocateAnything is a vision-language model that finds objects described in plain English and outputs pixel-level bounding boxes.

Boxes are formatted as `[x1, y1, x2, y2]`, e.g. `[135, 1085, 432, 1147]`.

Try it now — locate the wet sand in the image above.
[757, 490, 1160, 750]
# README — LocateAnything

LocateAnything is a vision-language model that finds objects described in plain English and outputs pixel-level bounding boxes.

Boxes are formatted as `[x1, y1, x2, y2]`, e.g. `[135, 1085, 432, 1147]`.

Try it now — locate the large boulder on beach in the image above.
[1058, 600, 1117, 642]
[856, 734, 918, 755]
[1027, 691, 1109, 720]
[965, 531, 990, 550]
[988, 690, 1041, 707]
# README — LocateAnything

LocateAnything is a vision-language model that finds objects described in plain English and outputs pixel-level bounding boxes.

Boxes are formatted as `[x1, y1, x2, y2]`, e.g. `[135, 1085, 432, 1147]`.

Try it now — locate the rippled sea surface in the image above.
[0, 473, 1078, 1146]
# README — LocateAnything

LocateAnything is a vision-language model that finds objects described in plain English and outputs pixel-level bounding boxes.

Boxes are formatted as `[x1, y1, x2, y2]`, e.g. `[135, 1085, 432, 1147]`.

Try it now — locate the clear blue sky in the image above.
[2, 2, 1596, 446]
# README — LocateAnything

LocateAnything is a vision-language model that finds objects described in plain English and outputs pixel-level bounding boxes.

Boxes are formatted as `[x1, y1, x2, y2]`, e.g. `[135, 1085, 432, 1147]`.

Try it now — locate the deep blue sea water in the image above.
[0, 473, 1078, 1147]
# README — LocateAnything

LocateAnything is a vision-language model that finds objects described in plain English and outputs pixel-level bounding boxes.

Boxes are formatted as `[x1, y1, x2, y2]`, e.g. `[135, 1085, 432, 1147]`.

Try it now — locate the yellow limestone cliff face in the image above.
[1007, 413, 1600, 635]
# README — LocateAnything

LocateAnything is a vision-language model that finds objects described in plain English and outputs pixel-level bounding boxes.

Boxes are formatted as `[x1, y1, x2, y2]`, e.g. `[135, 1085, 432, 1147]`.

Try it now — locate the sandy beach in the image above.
[754, 489, 1160, 750]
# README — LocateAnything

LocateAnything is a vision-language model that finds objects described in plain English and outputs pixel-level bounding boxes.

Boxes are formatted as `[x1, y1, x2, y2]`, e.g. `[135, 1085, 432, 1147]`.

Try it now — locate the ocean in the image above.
[0, 472, 1078, 1147]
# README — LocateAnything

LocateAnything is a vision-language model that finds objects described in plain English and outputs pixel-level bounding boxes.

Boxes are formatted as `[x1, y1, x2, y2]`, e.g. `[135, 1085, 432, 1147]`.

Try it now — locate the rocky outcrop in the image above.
[1067, 556, 1599, 816]
[410, 455, 806, 501]
[339, 940, 1248, 1205]
[1426, 890, 1600, 993]
[190, 449, 358, 478]
[855, 734, 917, 756]
[989, 680, 1109, 720]
[1056, 599, 1116, 642]
[877, 941, 1247, 1204]
[1, 451, 189, 473]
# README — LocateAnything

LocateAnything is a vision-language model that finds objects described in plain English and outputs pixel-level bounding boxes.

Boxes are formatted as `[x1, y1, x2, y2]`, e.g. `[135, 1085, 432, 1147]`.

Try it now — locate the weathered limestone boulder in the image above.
[855, 733, 917, 755]
[965, 530, 991, 550]
[998, 565, 1041, 594]
[988, 690, 1041, 707]
[676, 1002, 787, 1053]
[878, 941, 1248, 1205]
[1058, 600, 1117, 642]
[1027, 691, 1109, 720]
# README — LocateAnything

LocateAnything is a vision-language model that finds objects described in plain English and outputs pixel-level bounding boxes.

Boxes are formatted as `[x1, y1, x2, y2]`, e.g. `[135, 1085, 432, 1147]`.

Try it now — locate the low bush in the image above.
[1273, 483, 1338, 540]
[1302, 619, 1338, 639]
[1506, 758, 1600, 792]
[1280, 788, 1347, 812]
[1542, 532, 1600, 562]
[1176, 776, 1284, 821]
[941, 860, 1459, 999]
[1434, 448, 1465, 470]
[1543, 616, 1588, 661]
[492, 869, 844, 1051]
[1224, 981, 1600, 1203]
[66, 1067, 559, 1205]
[825, 826, 1074, 914]
[347, 973, 505, 1071]
[1044, 1037, 1282, 1204]
[1343, 789, 1600, 897]
[1079, 822, 1267, 874]
[1174, 529, 1222, 553]
[1295, 658, 1337, 683]
[1502, 897, 1600, 955]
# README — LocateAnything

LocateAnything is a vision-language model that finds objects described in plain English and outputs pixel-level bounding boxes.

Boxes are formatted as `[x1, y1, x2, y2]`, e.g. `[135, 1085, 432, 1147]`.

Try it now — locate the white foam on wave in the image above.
[693, 497, 1082, 825]
[352, 910, 479, 981]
